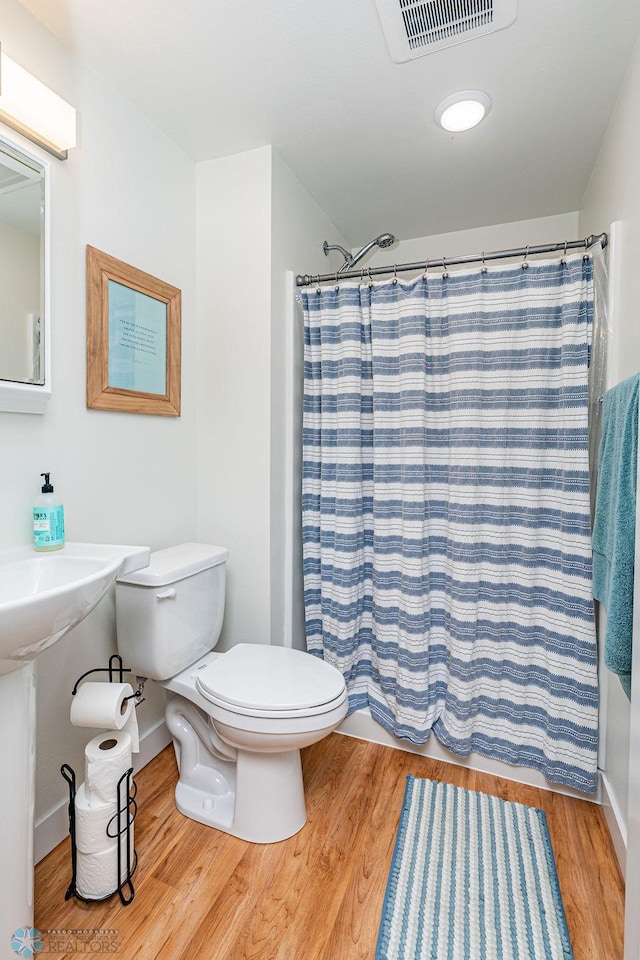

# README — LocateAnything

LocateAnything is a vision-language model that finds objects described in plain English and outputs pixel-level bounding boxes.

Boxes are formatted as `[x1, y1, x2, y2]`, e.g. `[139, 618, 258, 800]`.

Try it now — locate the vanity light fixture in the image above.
[0, 43, 76, 160]
[435, 90, 491, 133]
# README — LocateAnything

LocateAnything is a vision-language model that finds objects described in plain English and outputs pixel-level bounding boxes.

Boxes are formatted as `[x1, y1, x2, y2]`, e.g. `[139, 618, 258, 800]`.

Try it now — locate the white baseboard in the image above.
[34, 720, 172, 865]
[600, 771, 627, 874]
[337, 707, 601, 803]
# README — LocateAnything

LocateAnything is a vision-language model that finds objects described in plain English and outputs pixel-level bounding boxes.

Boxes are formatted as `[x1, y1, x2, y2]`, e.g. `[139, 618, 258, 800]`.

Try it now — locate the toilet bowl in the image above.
[115, 544, 348, 843]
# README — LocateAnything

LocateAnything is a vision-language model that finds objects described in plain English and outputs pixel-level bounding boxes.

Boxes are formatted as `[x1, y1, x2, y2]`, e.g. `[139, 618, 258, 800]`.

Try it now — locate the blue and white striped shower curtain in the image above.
[301, 255, 598, 794]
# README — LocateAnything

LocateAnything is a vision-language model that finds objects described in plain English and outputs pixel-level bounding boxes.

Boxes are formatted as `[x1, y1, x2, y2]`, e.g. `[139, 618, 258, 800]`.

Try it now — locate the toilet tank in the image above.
[115, 543, 227, 680]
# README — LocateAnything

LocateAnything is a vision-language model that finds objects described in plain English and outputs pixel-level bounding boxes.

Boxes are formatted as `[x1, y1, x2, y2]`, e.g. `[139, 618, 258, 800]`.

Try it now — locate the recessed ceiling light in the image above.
[434, 91, 492, 132]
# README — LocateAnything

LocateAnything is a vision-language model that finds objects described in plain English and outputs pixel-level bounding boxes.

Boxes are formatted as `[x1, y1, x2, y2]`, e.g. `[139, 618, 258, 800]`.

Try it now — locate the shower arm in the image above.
[323, 241, 353, 271]
[322, 240, 379, 273]
[323, 233, 397, 274]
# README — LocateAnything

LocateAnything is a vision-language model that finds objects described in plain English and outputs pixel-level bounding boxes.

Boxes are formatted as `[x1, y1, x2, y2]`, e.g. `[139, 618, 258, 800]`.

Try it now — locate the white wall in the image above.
[579, 31, 640, 960]
[363, 212, 580, 271]
[0, 0, 197, 845]
[196, 146, 347, 652]
[195, 147, 272, 651]
[270, 151, 349, 650]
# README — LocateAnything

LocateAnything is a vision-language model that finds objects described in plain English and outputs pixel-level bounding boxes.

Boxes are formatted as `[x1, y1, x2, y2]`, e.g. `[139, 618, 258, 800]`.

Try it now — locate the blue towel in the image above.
[592, 372, 640, 699]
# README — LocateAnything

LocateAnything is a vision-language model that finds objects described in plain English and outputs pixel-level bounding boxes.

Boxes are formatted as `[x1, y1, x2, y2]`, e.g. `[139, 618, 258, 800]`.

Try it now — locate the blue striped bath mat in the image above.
[377, 777, 573, 960]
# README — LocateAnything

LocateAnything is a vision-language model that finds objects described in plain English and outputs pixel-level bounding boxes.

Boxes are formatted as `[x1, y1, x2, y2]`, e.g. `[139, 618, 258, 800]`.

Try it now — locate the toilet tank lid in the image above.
[117, 543, 227, 586]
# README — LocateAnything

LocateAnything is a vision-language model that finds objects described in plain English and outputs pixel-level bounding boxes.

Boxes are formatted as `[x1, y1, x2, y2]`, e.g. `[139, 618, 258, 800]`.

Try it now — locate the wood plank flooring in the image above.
[35, 734, 624, 959]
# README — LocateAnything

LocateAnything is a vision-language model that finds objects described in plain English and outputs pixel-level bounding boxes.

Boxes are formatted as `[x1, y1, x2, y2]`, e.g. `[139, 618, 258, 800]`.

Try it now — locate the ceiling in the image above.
[17, 0, 640, 247]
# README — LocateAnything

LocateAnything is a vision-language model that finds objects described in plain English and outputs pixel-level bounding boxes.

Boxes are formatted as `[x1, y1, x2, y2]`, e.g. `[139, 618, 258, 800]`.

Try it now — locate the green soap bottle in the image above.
[33, 472, 65, 551]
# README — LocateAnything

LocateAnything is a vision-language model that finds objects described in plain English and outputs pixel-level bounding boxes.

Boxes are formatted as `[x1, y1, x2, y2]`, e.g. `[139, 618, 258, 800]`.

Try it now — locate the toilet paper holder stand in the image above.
[61, 655, 141, 906]
[60, 762, 138, 906]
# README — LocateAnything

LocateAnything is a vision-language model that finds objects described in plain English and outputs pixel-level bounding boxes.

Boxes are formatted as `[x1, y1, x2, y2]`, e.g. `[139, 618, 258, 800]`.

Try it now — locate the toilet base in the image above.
[165, 696, 309, 843]
[174, 746, 307, 843]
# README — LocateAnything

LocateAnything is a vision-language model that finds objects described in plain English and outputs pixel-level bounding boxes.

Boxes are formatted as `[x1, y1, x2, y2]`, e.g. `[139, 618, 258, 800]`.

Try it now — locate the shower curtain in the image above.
[301, 254, 599, 794]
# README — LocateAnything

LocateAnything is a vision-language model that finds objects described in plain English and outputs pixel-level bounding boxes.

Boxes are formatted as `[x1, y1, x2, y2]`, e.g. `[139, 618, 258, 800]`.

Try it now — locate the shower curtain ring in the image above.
[315, 274, 321, 294]
[481, 252, 487, 274]
[367, 268, 374, 289]
[392, 264, 398, 285]
[442, 256, 448, 280]
[334, 271, 340, 292]
[561, 241, 568, 266]
[583, 237, 590, 262]
[422, 259, 430, 281]
[522, 246, 529, 269]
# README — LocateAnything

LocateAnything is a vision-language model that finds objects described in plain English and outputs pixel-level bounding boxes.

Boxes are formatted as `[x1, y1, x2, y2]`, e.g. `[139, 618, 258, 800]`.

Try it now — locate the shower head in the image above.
[376, 233, 395, 250]
[323, 233, 397, 273]
[342, 233, 397, 272]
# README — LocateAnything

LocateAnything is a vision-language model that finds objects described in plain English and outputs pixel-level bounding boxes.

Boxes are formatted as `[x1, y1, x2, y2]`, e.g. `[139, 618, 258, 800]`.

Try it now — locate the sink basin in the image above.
[0, 542, 150, 674]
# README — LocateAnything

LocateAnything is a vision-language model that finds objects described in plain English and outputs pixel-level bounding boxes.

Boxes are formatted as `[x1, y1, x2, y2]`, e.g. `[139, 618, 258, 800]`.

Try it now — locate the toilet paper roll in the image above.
[70, 682, 139, 753]
[76, 829, 135, 900]
[84, 730, 132, 806]
[74, 782, 117, 854]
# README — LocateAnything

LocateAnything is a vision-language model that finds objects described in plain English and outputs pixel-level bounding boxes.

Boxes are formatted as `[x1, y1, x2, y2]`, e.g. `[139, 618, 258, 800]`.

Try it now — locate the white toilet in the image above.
[115, 543, 348, 843]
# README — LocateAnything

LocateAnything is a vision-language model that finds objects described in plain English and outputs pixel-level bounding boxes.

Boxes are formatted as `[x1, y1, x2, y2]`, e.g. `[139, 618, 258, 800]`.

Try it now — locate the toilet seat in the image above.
[195, 643, 347, 719]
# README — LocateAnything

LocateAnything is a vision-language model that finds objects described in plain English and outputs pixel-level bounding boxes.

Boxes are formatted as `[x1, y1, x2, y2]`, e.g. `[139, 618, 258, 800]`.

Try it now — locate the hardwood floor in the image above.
[35, 734, 624, 959]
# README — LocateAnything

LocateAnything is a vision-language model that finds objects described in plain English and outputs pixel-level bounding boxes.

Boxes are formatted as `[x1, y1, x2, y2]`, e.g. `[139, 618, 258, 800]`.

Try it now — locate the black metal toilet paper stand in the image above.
[61, 654, 140, 906]
[61, 763, 138, 906]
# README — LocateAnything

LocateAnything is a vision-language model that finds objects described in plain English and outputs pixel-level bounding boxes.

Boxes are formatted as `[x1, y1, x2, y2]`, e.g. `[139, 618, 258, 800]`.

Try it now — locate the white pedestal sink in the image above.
[0, 543, 150, 960]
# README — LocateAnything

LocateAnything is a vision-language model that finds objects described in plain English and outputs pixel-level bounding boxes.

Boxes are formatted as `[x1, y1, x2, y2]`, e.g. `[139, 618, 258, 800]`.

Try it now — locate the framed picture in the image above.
[86, 246, 181, 416]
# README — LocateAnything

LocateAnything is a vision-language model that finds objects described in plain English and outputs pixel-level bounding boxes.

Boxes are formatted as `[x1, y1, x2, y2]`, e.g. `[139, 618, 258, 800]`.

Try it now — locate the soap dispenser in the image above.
[33, 473, 65, 551]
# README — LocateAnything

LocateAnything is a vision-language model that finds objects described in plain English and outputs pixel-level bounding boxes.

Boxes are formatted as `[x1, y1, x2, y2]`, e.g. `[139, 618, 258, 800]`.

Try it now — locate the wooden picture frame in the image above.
[86, 245, 181, 416]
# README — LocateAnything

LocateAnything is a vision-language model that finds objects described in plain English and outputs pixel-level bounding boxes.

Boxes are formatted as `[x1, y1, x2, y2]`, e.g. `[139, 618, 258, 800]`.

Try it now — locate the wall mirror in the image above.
[0, 135, 49, 414]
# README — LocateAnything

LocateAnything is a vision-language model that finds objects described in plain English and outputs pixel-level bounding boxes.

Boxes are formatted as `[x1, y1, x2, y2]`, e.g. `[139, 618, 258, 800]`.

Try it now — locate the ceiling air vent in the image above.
[373, 0, 518, 63]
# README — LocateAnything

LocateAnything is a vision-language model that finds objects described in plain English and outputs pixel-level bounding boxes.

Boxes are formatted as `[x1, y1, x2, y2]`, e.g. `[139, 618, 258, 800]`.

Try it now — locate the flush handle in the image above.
[156, 588, 176, 600]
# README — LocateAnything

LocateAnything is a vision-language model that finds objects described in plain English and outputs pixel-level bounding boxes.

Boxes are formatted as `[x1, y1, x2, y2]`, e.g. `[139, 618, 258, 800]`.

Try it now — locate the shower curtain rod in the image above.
[295, 232, 608, 287]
